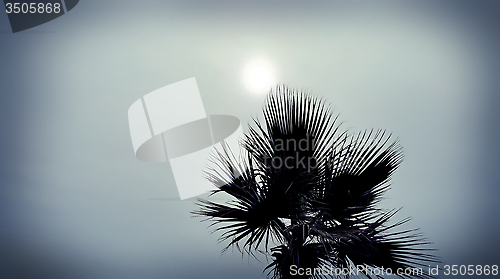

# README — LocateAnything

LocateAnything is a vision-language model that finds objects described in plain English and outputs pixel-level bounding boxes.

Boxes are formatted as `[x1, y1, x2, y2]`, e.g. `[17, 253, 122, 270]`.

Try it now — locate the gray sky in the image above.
[1, 1, 499, 278]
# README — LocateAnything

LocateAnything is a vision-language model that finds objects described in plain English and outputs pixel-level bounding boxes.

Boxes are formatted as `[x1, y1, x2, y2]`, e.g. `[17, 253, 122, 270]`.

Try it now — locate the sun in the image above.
[243, 60, 276, 94]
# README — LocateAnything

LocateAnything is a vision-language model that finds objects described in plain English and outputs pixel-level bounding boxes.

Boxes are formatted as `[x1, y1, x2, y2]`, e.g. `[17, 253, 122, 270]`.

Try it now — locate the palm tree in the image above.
[193, 87, 438, 278]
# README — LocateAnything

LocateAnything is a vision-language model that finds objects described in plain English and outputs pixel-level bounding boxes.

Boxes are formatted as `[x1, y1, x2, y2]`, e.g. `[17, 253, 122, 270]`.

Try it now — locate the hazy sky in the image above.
[1, 1, 499, 278]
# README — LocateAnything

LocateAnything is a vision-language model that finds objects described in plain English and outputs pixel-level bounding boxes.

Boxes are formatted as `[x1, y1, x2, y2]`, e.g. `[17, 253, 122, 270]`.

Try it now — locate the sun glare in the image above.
[243, 60, 276, 94]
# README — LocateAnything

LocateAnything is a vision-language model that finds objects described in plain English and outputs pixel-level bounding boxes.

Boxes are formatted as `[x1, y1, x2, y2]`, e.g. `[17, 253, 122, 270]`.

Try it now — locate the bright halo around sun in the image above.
[243, 60, 276, 94]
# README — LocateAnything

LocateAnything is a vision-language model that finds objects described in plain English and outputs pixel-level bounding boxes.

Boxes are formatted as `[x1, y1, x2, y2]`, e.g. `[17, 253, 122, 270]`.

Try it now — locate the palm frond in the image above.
[192, 87, 438, 278]
[312, 129, 404, 223]
[331, 210, 439, 279]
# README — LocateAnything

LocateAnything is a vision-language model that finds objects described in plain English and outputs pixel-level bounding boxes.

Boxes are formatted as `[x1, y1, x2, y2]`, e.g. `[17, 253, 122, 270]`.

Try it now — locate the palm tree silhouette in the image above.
[193, 87, 438, 278]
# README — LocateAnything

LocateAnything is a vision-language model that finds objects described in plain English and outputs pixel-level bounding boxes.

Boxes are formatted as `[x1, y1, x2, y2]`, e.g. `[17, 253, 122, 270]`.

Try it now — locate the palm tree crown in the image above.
[193, 87, 438, 278]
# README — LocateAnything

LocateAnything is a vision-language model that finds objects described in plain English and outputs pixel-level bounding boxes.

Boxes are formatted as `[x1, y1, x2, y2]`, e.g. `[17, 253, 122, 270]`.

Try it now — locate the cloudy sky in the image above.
[1, 1, 499, 278]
